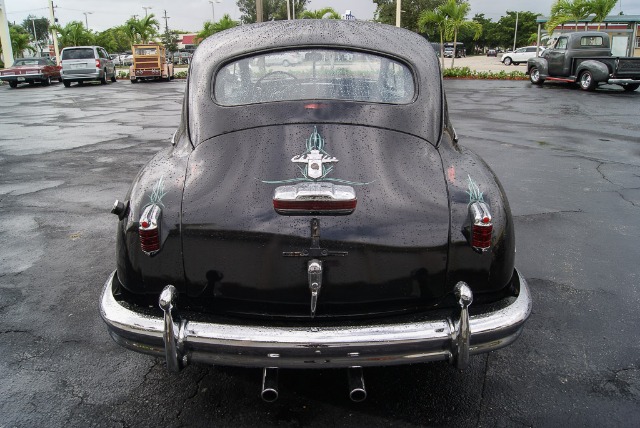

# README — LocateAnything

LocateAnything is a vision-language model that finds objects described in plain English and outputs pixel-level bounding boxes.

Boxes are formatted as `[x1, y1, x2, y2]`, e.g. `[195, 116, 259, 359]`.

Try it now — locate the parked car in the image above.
[487, 49, 497, 57]
[122, 54, 134, 66]
[172, 51, 192, 65]
[443, 43, 466, 58]
[528, 31, 640, 91]
[60, 46, 117, 87]
[0, 57, 61, 88]
[101, 20, 531, 402]
[109, 54, 123, 66]
[264, 52, 303, 66]
[501, 46, 544, 65]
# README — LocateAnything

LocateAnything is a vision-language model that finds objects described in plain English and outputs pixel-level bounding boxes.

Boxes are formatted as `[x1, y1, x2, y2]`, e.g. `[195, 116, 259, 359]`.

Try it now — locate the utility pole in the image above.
[256, 0, 263, 23]
[0, 0, 15, 67]
[286, 0, 291, 20]
[49, 0, 60, 65]
[396, 0, 401, 27]
[30, 18, 38, 55]
[163, 10, 170, 33]
[512, 11, 519, 52]
[142, 6, 152, 17]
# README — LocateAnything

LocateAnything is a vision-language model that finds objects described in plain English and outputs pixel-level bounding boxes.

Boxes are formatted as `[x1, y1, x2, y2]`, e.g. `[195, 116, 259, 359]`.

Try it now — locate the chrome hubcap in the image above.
[581, 73, 591, 88]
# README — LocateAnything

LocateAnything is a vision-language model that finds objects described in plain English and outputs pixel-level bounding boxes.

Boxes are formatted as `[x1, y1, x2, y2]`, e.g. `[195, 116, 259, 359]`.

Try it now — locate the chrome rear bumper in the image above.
[100, 269, 531, 369]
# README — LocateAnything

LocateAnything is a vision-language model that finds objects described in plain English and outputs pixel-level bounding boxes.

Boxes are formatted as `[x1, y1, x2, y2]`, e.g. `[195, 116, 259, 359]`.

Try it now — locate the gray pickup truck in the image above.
[527, 31, 640, 91]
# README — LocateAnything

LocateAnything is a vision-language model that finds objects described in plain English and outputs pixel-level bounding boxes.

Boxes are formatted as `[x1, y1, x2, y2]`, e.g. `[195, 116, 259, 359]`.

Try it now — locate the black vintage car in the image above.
[101, 20, 531, 402]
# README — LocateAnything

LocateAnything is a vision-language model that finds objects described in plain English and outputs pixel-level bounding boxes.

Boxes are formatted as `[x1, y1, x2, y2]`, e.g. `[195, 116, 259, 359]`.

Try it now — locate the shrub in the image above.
[443, 67, 527, 80]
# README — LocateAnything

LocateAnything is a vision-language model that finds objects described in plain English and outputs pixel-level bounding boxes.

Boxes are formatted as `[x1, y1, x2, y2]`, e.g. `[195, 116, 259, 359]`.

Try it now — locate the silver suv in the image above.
[61, 46, 117, 87]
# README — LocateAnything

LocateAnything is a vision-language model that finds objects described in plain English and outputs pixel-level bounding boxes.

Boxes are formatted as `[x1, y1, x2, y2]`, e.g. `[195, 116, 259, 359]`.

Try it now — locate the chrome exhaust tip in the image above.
[347, 366, 367, 402]
[261, 367, 279, 402]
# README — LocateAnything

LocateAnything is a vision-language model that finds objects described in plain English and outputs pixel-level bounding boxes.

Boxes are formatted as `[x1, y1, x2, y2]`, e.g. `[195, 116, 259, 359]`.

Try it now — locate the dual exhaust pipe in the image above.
[261, 367, 367, 403]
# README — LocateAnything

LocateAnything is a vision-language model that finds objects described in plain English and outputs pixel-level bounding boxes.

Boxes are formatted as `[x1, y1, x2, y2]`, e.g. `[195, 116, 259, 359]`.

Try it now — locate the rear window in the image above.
[214, 49, 415, 106]
[135, 47, 158, 55]
[581, 36, 604, 46]
[62, 48, 95, 60]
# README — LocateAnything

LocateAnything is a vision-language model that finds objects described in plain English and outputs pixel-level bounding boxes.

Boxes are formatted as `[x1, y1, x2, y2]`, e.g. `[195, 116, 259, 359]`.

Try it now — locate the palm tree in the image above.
[50, 21, 94, 48]
[418, 8, 448, 70]
[197, 14, 238, 42]
[126, 14, 160, 44]
[7, 25, 36, 58]
[589, 0, 618, 30]
[547, 0, 591, 33]
[440, 0, 477, 68]
[300, 7, 341, 19]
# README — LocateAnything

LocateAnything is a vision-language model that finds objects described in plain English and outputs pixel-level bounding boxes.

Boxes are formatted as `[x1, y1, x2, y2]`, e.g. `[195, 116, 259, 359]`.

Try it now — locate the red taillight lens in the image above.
[139, 228, 160, 253]
[471, 223, 493, 250]
[138, 204, 162, 255]
[95, 59, 101, 68]
[469, 202, 492, 252]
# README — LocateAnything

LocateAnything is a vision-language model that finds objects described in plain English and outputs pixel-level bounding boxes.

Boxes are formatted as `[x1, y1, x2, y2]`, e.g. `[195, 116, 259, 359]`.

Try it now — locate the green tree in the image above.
[21, 15, 50, 53]
[589, 0, 617, 30]
[472, 13, 499, 50]
[50, 21, 94, 49]
[418, 8, 448, 69]
[7, 23, 36, 57]
[440, 0, 478, 68]
[197, 14, 238, 42]
[493, 11, 540, 49]
[374, 0, 449, 33]
[95, 26, 133, 53]
[126, 14, 160, 44]
[300, 7, 341, 19]
[237, 0, 310, 23]
[547, 0, 591, 32]
[161, 30, 179, 58]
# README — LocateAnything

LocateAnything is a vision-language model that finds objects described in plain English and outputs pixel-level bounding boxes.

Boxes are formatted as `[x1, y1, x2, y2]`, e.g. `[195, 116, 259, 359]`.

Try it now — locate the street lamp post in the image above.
[82, 11, 92, 29]
[142, 6, 152, 17]
[209, 0, 221, 22]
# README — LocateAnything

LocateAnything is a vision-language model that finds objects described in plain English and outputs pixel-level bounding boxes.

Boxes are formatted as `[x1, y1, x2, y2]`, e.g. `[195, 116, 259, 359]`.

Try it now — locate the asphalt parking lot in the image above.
[0, 78, 639, 427]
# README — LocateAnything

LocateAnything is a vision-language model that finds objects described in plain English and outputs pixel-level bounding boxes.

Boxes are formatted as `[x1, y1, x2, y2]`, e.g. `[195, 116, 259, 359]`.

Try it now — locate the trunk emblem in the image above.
[261, 127, 373, 186]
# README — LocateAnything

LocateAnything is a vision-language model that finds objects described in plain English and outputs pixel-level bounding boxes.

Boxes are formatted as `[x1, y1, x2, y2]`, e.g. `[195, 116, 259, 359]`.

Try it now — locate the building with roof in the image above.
[536, 15, 640, 57]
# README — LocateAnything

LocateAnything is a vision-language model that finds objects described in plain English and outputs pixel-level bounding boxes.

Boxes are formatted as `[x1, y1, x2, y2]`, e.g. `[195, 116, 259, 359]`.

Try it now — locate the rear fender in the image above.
[438, 130, 515, 295]
[576, 60, 609, 82]
[116, 132, 192, 294]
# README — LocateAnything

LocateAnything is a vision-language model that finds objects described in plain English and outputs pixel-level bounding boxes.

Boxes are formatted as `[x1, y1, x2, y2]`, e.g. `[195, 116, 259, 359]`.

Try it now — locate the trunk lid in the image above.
[181, 125, 450, 318]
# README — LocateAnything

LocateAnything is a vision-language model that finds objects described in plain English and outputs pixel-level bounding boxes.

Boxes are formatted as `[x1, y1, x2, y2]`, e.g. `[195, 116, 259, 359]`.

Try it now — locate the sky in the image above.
[3, 0, 640, 33]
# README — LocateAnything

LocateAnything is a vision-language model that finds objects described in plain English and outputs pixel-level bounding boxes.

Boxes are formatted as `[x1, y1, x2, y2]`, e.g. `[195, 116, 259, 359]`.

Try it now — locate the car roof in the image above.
[187, 20, 443, 146]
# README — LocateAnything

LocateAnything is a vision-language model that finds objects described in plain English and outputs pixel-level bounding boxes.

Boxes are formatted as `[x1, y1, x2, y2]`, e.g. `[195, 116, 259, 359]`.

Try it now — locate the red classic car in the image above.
[0, 57, 62, 88]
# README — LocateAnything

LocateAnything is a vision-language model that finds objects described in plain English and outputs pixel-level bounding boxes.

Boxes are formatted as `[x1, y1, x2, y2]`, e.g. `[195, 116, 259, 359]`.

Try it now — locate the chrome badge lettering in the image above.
[261, 127, 373, 186]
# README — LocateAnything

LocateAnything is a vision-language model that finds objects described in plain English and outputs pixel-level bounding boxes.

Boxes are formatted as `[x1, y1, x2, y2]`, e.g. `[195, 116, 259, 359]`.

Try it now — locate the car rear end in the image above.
[101, 21, 530, 381]
[61, 46, 104, 85]
[0, 60, 48, 87]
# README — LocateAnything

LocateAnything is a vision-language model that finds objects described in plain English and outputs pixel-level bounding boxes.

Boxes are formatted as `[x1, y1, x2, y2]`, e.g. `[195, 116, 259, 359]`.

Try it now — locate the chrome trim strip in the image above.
[608, 78, 640, 84]
[100, 269, 531, 369]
